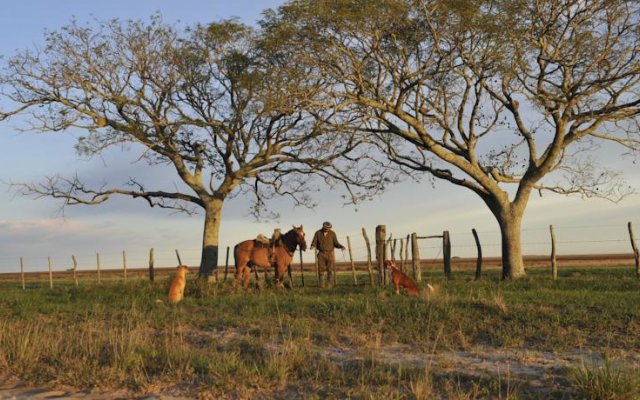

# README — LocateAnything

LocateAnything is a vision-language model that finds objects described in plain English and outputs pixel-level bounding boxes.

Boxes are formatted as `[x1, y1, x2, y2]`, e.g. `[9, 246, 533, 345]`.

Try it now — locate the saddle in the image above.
[252, 230, 283, 264]
[254, 234, 271, 248]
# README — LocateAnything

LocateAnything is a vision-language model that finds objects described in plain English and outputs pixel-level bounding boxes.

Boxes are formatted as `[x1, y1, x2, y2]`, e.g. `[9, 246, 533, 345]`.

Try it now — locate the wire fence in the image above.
[0, 221, 638, 275]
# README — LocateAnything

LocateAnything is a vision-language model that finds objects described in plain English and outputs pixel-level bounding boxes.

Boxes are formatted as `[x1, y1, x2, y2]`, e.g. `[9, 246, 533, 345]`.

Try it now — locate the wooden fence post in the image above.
[375, 225, 387, 285]
[550, 225, 558, 280]
[332, 249, 337, 288]
[20, 256, 27, 290]
[399, 239, 405, 272]
[628, 222, 639, 279]
[405, 234, 410, 273]
[148, 248, 155, 282]
[362, 227, 374, 286]
[20, 257, 25, 290]
[224, 246, 230, 282]
[385, 236, 392, 284]
[299, 248, 305, 288]
[347, 236, 357, 286]
[122, 250, 127, 282]
[472, 228, 482, 280]
[390, 237, 397, 260]
[443, 231, 452, 280]
[48, 256, 53, 289]
[71, 255, 78, 287]
[96, 252, 101, 285]
[314, 250, 321, 287]
[411, 233, 422, 282]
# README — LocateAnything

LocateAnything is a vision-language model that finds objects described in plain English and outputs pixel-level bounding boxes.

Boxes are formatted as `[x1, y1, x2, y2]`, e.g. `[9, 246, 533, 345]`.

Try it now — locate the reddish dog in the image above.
[385, 260, 420, 296]
[168, 265, 189, 304]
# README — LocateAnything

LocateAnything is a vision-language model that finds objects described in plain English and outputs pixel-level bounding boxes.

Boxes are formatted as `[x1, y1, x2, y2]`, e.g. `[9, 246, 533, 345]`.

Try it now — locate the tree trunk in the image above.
[495, 206, 526, 279]
[198, 200, 223, 277]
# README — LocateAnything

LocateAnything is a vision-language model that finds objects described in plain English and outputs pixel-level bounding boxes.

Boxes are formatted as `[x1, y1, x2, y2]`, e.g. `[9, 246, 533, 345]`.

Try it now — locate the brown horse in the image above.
[234, 225, 307, 289]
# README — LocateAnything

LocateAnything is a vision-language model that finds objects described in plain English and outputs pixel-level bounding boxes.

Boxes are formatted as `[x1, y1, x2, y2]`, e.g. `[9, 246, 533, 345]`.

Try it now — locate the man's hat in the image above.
[322, 221, 332, 229]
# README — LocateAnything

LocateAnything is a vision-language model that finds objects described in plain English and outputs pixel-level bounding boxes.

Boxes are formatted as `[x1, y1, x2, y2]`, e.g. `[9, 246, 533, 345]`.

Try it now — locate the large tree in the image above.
[263, 0, 640, 278]
[0, 16, 384, 276]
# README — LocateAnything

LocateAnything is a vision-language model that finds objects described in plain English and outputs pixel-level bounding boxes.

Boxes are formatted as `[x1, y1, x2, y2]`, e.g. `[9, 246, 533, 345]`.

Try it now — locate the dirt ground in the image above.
[2, 342, 638, 399]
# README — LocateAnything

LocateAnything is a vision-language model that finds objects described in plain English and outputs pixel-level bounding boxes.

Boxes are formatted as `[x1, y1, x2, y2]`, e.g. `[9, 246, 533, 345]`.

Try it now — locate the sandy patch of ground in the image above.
[2, 344, 636, 399]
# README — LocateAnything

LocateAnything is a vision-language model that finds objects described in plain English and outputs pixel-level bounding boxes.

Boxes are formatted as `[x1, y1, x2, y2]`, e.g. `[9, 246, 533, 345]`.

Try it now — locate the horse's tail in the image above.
[233, 243, 239, 271]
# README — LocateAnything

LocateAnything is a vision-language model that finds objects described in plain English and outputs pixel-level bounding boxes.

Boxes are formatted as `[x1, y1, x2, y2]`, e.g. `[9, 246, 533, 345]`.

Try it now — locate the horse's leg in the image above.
[252, 264, 265, 290]
[287, 263, 294, 288]
[284, 254, 295, 288]
[234, 265, 246, 289]
[233, 246, 243, 289]
[234, 249, 252, 290]
[233, 263, 241, 289]
[234, 260, 244, 289]
[243, 265, 251, 290]
[274, 261, 286, 290]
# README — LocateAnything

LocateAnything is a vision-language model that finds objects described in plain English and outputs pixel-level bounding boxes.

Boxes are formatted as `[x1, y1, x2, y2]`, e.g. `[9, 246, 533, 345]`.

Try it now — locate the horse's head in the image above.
[292, 225, 307, 251]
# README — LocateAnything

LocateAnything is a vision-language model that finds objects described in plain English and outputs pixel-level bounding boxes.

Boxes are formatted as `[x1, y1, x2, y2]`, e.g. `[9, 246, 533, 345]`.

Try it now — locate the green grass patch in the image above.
[1, 267, 639, 398]
[567, 356, 640, 400]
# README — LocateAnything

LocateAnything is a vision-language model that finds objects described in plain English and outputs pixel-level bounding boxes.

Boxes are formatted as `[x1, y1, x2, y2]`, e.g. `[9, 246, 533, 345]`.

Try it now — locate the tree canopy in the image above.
[0, 15, 388, 275]
[262, 0, 640, 278]
[2, 1, 639, 279]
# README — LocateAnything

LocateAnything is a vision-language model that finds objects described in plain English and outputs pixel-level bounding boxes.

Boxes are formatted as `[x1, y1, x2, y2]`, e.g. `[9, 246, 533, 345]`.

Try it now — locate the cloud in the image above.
[0, 212, 217, 273]
[0, 218, 88, 236]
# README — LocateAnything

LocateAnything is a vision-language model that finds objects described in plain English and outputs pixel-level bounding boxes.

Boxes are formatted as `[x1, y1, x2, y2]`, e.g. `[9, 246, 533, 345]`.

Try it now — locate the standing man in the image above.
[310, 221, 345, 288]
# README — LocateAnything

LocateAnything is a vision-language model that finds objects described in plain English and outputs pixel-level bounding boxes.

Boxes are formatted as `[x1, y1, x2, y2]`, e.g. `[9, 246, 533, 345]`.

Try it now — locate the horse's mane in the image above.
[280, 228, 296, 249]
[279, 227, 302, 253]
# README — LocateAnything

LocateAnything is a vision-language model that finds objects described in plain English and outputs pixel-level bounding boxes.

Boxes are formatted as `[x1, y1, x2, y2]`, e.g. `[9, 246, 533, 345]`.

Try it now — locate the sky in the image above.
[0, 1, 639, 274]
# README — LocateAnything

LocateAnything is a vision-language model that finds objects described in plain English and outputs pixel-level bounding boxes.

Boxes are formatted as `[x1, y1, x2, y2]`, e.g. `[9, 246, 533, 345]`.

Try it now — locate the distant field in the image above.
[1, 265, 640, 399]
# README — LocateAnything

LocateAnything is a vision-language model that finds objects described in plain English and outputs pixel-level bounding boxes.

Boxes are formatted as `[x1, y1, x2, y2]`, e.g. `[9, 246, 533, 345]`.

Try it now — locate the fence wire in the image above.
[0, 222, 637, 273]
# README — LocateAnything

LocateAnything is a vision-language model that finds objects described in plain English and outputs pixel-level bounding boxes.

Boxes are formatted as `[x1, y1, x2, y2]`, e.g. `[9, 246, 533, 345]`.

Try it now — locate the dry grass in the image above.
[1, 267, 640, 398]
[567, 356, 640, 400]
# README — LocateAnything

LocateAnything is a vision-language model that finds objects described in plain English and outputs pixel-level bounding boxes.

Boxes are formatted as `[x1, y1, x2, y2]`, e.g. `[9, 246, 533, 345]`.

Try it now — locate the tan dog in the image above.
[385, 260, 420, 296]
[168, 265, 189, 304]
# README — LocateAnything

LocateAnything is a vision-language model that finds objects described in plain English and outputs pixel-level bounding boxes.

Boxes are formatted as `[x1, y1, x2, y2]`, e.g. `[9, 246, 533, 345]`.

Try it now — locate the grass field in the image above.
[1, 266, 640, 399]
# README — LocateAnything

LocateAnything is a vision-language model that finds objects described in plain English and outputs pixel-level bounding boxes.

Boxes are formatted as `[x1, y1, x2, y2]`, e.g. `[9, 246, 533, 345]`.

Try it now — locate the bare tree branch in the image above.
[265, 0, 640, 279]
[0, 15, 389, 274]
